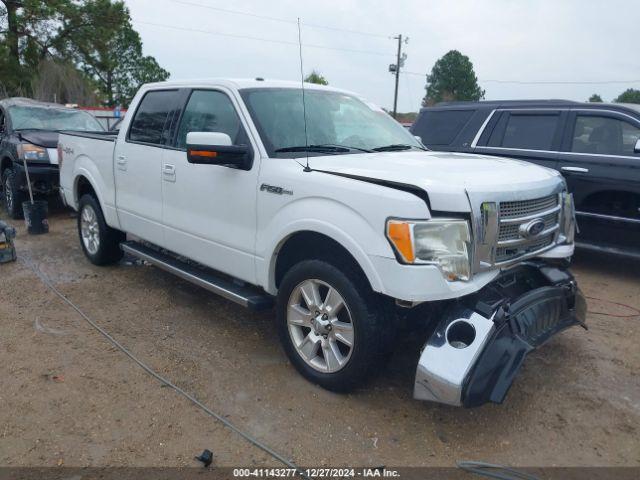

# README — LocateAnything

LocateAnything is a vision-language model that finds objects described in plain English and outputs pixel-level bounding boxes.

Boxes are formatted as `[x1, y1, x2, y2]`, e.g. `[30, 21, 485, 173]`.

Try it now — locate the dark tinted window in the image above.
[128, 90, 179, 145]
[176, 90, 244, 149]
[414, 110, 474, 145]
[571, 115, 640, 156]
[488, 113, 559, 150]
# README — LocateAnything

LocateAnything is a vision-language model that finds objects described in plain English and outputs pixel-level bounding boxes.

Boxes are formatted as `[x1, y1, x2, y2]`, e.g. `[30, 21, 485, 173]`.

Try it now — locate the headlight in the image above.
[18, 143, 49, 162]
[386, 218, 472, 281]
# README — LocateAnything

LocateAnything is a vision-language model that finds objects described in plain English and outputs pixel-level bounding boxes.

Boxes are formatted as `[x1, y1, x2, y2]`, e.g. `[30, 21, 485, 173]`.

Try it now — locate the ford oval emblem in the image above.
[519, 218, 546, 238]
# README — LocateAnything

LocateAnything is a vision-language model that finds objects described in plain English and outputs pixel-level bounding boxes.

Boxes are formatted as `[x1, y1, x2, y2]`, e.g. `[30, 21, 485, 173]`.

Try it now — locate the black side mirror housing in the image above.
[187, 144, 251, 170]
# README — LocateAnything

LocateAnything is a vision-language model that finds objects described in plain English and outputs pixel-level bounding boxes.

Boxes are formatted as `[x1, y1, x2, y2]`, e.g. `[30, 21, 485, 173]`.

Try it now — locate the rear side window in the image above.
[571, 115, 640, 156]
[414, 110, 474, 145]
[128, 90, 179, 146]
[489, 113, 560, 151]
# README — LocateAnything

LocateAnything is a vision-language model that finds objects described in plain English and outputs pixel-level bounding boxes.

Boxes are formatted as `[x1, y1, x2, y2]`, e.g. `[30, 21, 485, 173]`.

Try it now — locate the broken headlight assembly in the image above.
[386, 218, 472, 281]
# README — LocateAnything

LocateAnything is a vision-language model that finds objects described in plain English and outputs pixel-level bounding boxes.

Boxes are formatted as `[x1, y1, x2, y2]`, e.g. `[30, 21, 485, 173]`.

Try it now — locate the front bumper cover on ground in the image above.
[414, 261, 586, 407]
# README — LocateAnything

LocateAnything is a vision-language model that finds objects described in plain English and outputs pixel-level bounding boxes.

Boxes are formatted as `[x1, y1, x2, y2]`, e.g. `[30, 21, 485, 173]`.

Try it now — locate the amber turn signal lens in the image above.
[387, 221, 415, 263]
[189, 149, 217, 158]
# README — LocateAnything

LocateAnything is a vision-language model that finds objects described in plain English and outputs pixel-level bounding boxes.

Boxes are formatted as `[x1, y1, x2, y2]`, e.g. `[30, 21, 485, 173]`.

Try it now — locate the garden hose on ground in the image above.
[19, 255, 307, 478]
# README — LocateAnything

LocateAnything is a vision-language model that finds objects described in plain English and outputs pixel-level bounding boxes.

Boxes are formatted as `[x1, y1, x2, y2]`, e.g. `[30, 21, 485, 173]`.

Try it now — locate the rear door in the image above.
[474, 109, 566, 171]
[558, 109, 640, 249]
[114, 89, 182, 244]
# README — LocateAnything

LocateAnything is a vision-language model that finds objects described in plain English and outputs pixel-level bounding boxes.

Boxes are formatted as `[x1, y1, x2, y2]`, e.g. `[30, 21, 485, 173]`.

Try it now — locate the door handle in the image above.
[561, 166, 589, 173]
[163, 163, 176, 182]
[116, 155, 127, 171]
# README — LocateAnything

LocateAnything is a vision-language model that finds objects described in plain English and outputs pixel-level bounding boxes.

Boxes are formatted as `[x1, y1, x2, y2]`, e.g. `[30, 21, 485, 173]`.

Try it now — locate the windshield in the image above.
[8, 105, 104, 132]
[240, 88, 422, 157]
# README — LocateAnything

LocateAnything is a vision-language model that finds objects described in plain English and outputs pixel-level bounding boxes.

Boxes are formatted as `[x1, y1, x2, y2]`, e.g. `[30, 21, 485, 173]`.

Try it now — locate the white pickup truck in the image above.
[59, 79, 586, 406]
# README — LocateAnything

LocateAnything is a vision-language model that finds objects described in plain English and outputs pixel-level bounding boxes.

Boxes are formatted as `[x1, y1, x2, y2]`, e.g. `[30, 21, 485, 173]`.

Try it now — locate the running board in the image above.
[121, 241, 274, 311]
[576, 241, 640, 260]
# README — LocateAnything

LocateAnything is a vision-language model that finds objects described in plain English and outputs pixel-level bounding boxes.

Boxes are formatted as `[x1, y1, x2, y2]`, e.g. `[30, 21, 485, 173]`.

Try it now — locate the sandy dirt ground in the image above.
[1, 207, 639, 469]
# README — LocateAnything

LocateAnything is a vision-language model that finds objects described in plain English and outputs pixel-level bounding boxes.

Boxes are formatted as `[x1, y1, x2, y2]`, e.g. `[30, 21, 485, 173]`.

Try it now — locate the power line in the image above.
[134, 20, 393, 56]
[402, 71, 640, 85]
[165, 0, 391, 39]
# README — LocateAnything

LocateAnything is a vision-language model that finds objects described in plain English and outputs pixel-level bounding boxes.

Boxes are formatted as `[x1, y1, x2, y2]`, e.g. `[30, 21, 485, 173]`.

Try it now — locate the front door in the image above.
[114, 89, 181, 244]
[559, 110, 640, 250]
[161, 88, 259, 283]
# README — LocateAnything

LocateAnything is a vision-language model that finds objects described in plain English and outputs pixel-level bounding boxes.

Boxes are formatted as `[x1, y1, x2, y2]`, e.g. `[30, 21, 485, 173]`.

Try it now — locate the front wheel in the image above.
[276, 259, 394, 392]
[3, 167, 26, 219]
[77, 194, 125, 265]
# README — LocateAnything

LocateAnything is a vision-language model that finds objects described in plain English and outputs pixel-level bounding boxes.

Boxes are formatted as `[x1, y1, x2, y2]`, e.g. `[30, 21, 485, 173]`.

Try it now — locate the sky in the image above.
[125, 0, 640, 112]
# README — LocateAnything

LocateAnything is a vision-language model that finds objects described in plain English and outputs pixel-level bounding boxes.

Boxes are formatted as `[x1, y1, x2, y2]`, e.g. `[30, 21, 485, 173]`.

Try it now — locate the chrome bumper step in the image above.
[121, 241, 274, 311]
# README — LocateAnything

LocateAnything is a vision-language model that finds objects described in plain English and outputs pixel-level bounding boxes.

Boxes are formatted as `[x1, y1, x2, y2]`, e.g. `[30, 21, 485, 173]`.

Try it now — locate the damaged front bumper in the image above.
[414, 261, 586, 407]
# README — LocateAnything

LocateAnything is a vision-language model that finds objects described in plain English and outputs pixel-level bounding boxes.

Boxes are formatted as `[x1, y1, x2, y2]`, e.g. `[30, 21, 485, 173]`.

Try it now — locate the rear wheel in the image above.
[3, 167, 26, 219]
[276, 259, 394, 391]
[78, 194, 125, 265]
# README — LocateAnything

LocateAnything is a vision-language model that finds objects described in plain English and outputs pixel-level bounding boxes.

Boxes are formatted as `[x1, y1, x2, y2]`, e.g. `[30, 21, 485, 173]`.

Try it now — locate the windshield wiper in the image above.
[372, 144, 422, 152]
[275, 145, 350, 153]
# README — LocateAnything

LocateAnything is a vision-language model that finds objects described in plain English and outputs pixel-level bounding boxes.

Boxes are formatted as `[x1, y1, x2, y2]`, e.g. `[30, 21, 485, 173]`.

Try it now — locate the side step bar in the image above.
[121, 241, 274, 311]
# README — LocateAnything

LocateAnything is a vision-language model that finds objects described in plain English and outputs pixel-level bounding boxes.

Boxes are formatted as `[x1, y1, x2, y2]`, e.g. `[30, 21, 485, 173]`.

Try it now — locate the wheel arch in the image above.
[268, 229, 384, 296]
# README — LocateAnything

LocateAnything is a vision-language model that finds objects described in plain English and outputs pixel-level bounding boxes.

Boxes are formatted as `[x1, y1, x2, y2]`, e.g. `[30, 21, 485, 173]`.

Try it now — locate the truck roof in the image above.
[141, 78, 356, 95]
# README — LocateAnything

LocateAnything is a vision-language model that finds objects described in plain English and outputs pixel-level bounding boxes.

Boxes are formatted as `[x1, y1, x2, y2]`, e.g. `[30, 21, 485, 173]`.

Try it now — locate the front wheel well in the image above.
[1, 157, 13, 176]
[274, 231, 370, 290]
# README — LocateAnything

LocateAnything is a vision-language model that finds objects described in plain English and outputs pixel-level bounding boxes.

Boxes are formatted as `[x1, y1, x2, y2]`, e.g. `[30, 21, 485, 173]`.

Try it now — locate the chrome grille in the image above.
[499, 195, 559, 219]
[496, 234, 555, 263]
[492, 193, 561, 265]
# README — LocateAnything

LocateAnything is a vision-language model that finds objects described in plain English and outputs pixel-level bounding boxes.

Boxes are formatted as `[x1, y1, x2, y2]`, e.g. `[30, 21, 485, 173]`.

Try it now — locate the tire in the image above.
[77, 194, 125, 265]
[276, 259, 394, 392]
[3, 167, 26, 219]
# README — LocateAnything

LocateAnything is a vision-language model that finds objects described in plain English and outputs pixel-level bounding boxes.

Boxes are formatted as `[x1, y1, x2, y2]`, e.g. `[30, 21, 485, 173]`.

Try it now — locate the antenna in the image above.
[297, 18, 311, 172]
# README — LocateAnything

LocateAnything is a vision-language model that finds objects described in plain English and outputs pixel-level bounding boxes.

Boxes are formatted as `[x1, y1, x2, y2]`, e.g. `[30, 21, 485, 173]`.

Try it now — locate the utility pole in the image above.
[389, 35, 408, 119]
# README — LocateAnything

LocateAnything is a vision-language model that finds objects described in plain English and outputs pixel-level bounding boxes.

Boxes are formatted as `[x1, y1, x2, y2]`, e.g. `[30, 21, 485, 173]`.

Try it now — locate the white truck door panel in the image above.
[161, 89, 258, 283]
[114, 89, 180, 244]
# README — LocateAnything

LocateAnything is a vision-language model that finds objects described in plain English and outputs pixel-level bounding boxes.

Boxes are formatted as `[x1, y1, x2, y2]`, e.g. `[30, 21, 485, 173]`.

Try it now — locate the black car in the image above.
[411, 100, 640, 258]
[0, 98, 104, 218]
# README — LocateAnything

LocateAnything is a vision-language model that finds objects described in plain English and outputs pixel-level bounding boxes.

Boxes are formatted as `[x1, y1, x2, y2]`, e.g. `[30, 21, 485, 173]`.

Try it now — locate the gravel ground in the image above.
[1, 207, 639, 469]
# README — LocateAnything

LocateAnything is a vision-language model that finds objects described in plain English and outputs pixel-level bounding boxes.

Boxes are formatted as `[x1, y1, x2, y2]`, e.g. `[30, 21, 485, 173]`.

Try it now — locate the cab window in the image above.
[571, 115, 640, 156]
[128, 90, 180, 146]
[175, 90, 246, 150]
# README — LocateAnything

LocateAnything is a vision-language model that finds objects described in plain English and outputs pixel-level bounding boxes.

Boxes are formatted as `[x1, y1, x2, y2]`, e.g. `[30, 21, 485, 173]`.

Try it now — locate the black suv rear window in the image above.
[413, 110, 474, 145]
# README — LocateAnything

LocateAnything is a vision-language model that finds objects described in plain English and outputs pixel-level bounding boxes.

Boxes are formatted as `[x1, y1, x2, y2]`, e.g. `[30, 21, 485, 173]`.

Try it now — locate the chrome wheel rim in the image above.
[4, 177, 13, 212]
[80, 204, 100, 255]
[287, 279, 354, 373]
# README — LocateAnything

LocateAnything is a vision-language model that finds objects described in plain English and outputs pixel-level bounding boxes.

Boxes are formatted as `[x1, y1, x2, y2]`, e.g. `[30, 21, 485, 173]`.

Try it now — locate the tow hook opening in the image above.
[446, 320, 476, 349]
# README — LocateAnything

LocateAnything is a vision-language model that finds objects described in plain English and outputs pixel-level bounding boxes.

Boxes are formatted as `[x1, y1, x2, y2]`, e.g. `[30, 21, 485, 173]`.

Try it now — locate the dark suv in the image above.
[411, 100, 640, 258]
[0, 98, 104, 218]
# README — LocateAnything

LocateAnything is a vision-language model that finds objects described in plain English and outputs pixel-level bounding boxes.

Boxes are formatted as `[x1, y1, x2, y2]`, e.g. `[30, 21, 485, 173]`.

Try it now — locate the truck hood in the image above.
[308, 151, 562, 212]
[17, 130, 59, 148]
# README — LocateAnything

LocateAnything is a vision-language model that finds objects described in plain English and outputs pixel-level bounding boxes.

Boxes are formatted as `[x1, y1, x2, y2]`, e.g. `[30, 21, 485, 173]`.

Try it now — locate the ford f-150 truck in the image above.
[59, 79, 586, 407]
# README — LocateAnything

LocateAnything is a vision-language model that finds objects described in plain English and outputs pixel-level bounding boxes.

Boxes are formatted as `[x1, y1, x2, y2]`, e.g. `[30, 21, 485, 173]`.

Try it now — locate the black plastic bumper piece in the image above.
[461, 262, 587, 408]
[14, 161, 59, 194]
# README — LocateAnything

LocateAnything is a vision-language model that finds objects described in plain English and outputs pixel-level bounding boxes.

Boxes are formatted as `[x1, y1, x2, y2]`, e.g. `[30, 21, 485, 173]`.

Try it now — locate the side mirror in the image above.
[186, 132, 250, 169]
[635, 138, 640, 154]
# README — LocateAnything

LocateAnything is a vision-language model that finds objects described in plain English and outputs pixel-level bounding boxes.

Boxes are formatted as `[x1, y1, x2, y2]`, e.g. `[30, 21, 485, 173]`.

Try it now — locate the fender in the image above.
[257, 197, 395, 295]
[73, 157, 120, 229]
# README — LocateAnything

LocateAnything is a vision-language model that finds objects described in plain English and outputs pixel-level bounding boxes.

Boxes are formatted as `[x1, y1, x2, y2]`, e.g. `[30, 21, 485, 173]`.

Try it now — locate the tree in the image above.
[0, 0, 169, 104]
[62, 0, 169, 107]
[304, 70, 328, 85]
[422, 50, 484, 106]
[614, 88, 640, 104]
[588, 94, 603, 103]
